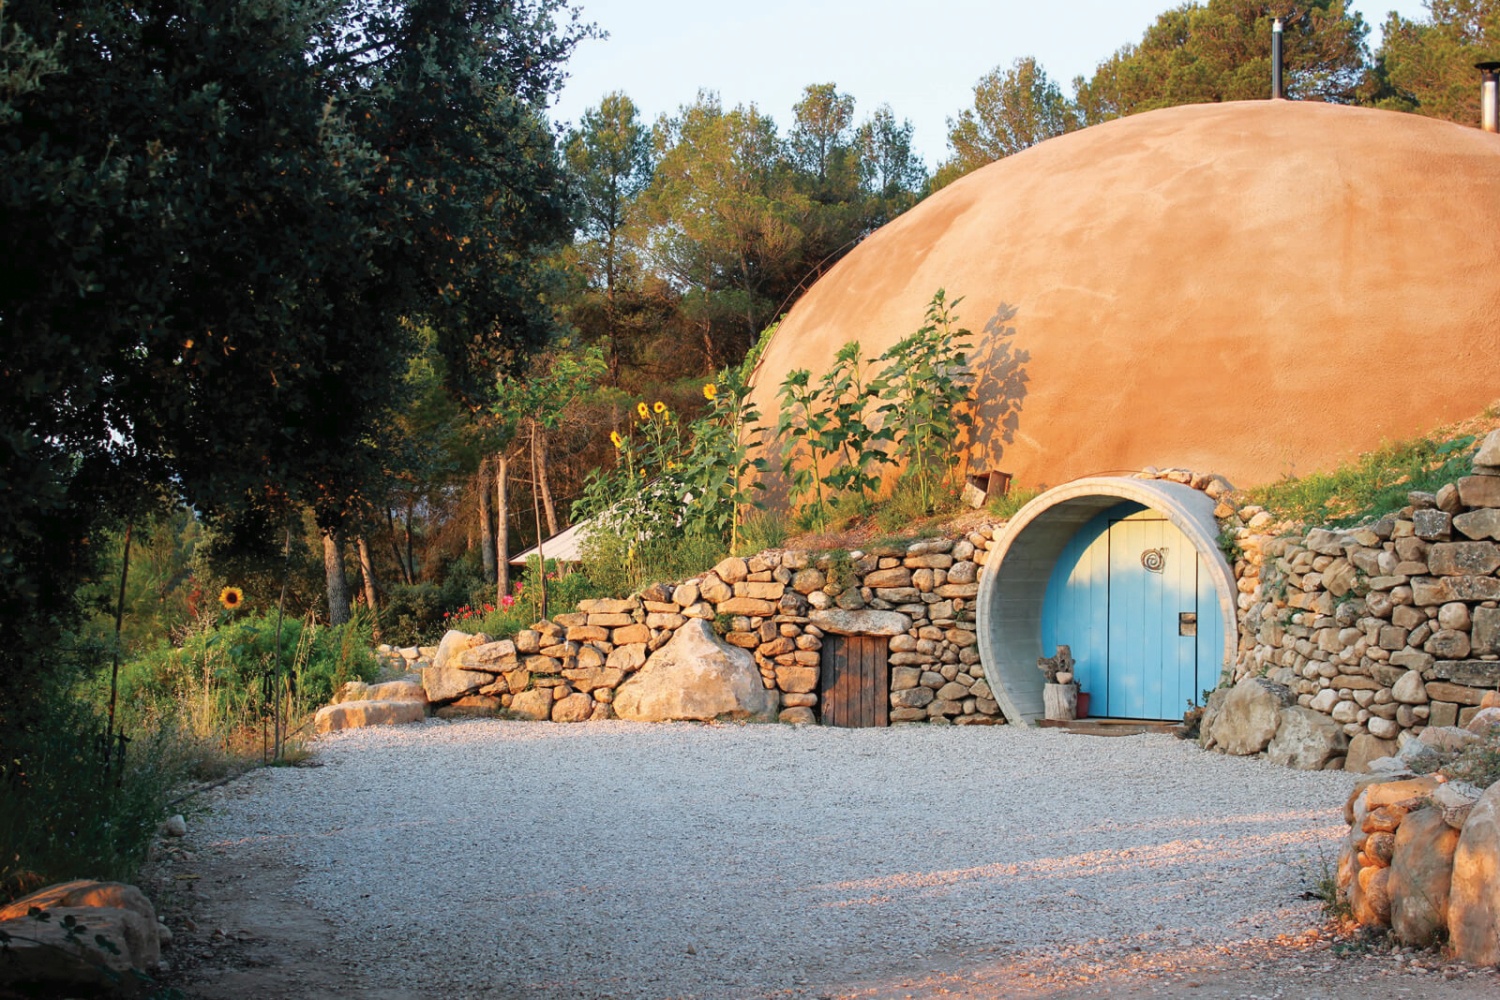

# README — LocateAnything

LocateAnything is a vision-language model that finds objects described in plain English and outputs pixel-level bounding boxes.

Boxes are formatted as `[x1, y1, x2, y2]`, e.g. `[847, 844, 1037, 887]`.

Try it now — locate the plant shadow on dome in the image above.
[959, 300, 1030, 479]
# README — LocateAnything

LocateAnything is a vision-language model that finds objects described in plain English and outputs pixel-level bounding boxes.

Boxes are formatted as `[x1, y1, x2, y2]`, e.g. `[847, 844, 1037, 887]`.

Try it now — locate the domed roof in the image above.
[747, 100, 1500, 490]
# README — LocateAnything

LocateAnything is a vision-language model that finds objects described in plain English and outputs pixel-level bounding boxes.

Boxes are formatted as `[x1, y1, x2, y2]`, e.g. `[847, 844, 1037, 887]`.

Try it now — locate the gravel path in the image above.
[194, 720, 1357, 998]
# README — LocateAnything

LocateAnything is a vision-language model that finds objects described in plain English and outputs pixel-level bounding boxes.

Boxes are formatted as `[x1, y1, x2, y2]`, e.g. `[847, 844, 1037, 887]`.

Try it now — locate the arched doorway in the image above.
[976, 478, 1236, 724]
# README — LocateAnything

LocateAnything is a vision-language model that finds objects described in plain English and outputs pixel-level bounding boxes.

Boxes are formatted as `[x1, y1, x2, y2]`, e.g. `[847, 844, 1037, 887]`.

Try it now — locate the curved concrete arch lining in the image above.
[976, 478, 1237, 725]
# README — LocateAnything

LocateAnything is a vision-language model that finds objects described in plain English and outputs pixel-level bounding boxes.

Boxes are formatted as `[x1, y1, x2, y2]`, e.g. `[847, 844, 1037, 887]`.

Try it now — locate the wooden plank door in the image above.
[820, 635, 890, 727]
[1106, 514, 1200, 720]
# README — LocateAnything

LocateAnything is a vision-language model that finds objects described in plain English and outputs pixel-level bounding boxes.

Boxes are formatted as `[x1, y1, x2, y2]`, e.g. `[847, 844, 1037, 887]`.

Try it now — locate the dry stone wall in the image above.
[357, 532, 1006, 728]
[1219, 435, 1500, 769]
[1218, 434, 1500, 773]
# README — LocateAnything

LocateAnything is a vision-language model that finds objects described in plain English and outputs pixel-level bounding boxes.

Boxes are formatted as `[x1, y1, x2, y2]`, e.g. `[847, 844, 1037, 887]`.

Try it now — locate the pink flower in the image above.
[500, 595, 515, 609]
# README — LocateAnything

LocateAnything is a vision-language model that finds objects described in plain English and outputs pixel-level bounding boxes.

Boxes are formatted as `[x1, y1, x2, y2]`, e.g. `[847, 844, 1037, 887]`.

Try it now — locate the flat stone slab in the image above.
[807, 609, 913, 636]
[1429, 660, 1500, 687]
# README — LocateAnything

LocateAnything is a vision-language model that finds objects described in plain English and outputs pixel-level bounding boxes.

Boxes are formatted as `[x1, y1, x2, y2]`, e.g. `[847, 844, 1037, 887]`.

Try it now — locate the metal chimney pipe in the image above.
[1271, 18, 1285, 100]
[1479, 62, 1500, 133]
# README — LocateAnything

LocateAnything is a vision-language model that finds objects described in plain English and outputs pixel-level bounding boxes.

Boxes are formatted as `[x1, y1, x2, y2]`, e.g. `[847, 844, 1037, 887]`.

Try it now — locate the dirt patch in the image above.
[142, 769, 420, 1000]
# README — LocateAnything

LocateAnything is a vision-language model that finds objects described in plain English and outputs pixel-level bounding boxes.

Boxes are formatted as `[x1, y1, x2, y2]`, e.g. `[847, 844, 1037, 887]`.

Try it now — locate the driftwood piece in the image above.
[1044, 682, 1079, 722]
[1037, 645, 1075, 683]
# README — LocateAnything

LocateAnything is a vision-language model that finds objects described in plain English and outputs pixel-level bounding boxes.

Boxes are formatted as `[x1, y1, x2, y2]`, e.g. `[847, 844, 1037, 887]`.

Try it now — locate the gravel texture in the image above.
[197, 720, 1357, 998]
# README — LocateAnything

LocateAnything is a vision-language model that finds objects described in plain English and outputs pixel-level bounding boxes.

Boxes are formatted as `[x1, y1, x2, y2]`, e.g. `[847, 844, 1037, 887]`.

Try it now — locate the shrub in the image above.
[117, 609, 378, 743]
[0, 692, 188, 899]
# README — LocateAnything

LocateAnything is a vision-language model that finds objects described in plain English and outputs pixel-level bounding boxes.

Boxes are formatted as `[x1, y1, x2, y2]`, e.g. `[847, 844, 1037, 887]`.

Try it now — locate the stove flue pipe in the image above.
[1271, 18, 1285, 100]
[1479, 62, 1500, 133]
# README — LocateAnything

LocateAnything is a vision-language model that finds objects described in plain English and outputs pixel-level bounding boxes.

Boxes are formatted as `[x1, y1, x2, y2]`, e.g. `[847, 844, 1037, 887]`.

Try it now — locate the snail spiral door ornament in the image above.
[1141, 547, 1167, 573]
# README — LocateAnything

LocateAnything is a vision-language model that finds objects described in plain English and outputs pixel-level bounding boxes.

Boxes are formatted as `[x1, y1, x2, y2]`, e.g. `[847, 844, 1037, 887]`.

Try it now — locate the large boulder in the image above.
[1450, 781, 1500, 964]
[1266, 705, 1348, 769]
[1198, 686, 1232, 749]
[508, 688, 554, 721]
[454, 639, 518, 671]
[613, 618, 777, 722]
[0, 880, 163, 997]
[1209, 676, 1294, 755]
[315, 699, 426, 733]
[1389, 807, 1460, 947]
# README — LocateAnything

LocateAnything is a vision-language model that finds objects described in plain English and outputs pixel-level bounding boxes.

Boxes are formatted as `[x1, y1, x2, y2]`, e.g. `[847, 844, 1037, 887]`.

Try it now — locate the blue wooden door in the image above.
[1041, 502, 1221, 720]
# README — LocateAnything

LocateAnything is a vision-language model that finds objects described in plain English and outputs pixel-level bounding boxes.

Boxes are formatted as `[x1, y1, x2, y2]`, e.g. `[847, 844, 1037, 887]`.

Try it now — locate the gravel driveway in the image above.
[194, 720, 1356, 998]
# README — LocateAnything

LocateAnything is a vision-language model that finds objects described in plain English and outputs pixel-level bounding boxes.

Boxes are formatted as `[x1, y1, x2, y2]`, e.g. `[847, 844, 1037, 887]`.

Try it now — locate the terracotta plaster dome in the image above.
[746, 100, 1500, 490]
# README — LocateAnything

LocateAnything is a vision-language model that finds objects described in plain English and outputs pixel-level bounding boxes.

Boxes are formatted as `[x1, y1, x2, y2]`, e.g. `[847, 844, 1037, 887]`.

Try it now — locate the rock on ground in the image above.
[1450, 780, 1500, 964]
[613, 618, 776, 722]
[1210, 676, 1294, 755]
[1266, 706, 1347, 770]
[314, 700, 426, 733]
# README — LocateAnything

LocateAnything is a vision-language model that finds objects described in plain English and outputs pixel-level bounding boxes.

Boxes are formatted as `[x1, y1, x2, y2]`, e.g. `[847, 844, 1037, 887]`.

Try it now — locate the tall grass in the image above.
[1249, 434, 1478, 526]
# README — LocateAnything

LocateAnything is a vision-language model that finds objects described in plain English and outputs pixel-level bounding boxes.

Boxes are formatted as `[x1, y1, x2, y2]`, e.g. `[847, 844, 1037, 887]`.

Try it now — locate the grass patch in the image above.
[735, 509, 789, 555]
[986, 485, 1042, 521]
[1248, 433, 1479, 526]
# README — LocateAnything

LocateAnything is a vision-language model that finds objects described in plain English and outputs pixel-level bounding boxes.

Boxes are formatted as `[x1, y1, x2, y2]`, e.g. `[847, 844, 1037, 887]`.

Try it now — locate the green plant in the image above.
[872, 476, 967, 532]
[1217, 526, 1244, 563]
[1307, 848, 1351, 922]
[681, 367, 768, 553]
[776, 366, 835, 533]
[867, 289, 976, 513]
[1440, 731, 1500, 790]
[821, 549, 856, 592]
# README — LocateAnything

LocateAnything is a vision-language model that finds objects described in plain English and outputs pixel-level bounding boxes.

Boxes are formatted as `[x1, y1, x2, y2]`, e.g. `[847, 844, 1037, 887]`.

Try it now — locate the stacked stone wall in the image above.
[371, 529, 1006, 727]
[1219, 434, 1500, 768]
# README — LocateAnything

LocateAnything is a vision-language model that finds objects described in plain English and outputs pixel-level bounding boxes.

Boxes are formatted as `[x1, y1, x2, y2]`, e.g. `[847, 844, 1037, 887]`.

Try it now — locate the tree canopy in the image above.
[0, 0, 587, 712]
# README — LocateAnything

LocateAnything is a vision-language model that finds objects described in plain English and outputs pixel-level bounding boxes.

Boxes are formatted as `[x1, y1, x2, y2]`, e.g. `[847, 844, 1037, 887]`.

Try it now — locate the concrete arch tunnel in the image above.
[976, 478, 1238, 724]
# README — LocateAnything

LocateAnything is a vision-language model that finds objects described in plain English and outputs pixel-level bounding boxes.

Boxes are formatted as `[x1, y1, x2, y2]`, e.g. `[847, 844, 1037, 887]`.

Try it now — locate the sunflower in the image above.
[636, 401, 649, 420]
[219, 586, 244, 610]
[702, 383, 717, 401]
[653, 400, 667, 414]
[610, 430, 624, 449]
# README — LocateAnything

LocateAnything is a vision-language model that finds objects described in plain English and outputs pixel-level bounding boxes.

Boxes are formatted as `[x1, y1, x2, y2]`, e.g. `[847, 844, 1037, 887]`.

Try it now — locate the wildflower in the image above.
[653, 400, 667, 414]
[610, 430, 623, 449]
[636, 401, 649, 420]
[703, 382, 717, 400]
[500, 595, 515, 609]
[219, 586, 244, 610]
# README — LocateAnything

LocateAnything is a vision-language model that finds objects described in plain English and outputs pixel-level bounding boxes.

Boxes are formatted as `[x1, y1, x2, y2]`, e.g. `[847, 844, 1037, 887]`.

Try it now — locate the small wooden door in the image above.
[820, 635, 889, 727]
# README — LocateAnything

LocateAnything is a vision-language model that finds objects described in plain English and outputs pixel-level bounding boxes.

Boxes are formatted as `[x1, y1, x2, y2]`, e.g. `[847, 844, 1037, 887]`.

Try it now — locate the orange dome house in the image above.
[746, 100, 1500, 492]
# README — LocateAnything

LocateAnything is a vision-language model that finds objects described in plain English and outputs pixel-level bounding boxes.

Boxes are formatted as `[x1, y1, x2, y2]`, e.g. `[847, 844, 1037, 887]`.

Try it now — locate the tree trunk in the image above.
[386, 507, 412, 585]
[403, 501, 416, 582]
[356, 536, 380, 639]
[477, 456, 496, 583]
[496, 452, 510, 601]
[533, 420, 559, 538]
[323, 526, 351, 626]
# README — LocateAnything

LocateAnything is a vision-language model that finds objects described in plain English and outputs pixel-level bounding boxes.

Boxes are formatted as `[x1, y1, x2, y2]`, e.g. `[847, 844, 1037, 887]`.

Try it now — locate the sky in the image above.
[548, 0, 1433, 168]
